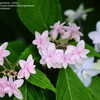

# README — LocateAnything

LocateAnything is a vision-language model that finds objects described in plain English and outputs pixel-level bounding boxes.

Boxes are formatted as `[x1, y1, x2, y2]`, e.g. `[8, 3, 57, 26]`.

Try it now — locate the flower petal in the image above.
[14, 79, 24, 88]
[0, 42, 8, 50]
[19, 60, 26, 68]
[14, 89, 23, 100]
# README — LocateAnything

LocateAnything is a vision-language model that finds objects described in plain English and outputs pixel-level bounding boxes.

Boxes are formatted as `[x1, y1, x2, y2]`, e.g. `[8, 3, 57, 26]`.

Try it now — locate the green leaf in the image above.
[19, 45, 40, 62]
[13, 82, 48, 100]
[88, 76, 100, 100]
[5, 40, 27, 70]
[27, 69, 56, 93]
[56, 68, 93, 100]
[17, 0, 62, 32]
[7, 40, 27, 64]
[86, 44, 100, 57]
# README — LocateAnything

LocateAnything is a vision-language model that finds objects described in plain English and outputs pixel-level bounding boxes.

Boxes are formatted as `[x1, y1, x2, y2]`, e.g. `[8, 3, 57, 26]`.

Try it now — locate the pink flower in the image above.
[0, 42, 10, 66]
[5, 78, 24, 99]
[61, 23, 83, 41]
[40, 44, 64, 69]
[40, 43, 56, 67]
[54, 49, 65, 68]
[0, 77, 23, 99]
[50, 21, 66, 40]
[32, 31, 50, 50]
[64, 40, 89, 65]
[0, 77, 7, 98]
[18, 55, 36, 79]
[50, 22, 82, 41]
[63, 53, 71, 68]
[40, 42, 55, 65]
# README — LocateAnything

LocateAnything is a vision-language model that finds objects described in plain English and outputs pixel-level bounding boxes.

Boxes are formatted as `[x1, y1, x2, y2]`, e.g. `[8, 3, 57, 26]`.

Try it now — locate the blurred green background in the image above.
[0, 1, 100, 100]
[0, 0, 99, 42]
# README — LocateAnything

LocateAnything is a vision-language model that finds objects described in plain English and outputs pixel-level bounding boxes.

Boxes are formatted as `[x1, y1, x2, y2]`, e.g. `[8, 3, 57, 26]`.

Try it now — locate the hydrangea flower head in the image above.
[18, 55, 36, 79]
[0, 42, 10, 66]
[32, 22, 89, 69]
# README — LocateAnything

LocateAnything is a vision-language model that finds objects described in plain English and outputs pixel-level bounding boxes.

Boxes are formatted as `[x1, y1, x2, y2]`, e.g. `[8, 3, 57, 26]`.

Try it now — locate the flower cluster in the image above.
[1, 2, 100, 100]
[50, 22, 83, 41]
[0, 77, 24, 99]
[1, 19, 100, 100]
[0, 43, 36, 99]
[33, 21, 100, 87]
[33, 22, 89, 69]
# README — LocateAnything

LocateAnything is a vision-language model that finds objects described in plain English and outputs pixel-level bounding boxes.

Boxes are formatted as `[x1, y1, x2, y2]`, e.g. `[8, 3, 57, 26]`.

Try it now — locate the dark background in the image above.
[0, 0, 99, 43]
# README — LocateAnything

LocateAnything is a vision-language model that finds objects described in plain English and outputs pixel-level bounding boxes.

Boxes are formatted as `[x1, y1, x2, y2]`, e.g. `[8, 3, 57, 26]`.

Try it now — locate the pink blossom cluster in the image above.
[0, 42, 36, 99]
[63, 40, 89, 67]
[33, 22, 89, 69]
[50, 21, 83, 41]
[0, 21, 92, 99]
[0, 77, 24, 99]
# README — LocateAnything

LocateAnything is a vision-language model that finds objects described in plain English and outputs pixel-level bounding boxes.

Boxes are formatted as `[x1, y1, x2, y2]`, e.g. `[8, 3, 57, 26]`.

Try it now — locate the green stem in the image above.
[78, 19, 83, 33]
[85, 8, 94, 13]
[5, 58, 19, 70]
[5, 58, 13, 69]
[3, 65, 7, 70]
